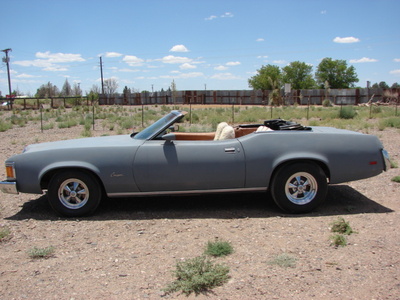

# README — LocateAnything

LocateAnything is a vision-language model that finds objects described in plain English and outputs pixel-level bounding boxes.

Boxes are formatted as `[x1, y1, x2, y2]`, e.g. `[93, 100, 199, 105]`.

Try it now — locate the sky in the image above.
[1, 0, 400, 96]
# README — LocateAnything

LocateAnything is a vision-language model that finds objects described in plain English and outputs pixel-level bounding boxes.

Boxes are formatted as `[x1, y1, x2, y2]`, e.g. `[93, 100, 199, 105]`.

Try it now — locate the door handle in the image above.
[224, 147, 236, 153]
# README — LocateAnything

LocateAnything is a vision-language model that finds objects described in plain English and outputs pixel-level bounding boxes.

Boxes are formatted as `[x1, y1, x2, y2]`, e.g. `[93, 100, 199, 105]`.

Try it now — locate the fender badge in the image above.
[111, 172, 124, 178]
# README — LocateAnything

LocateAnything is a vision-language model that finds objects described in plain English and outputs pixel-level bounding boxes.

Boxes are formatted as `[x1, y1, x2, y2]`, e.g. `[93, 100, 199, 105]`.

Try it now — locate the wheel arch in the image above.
[40, 165, 105, 193]
[269, 158, 330, 188]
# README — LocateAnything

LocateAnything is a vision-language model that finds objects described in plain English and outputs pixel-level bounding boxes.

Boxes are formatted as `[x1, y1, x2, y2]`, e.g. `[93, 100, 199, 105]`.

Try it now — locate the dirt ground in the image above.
[0, 115, 399, 300]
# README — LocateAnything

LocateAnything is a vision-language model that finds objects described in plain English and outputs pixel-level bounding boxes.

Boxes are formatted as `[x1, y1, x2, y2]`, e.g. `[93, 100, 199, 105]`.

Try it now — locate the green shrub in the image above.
[330, 234, 347, 247]
[330, 217, 354, 235]
[322, 99, 332, 107]
[378, 117, 400, 130]
[268, 253, 297, 268]
[163, 256, 230, 296]
[0, 226, 11, 241]
[204, 240, 233, 257]
[28, 246, 55, 259]
[0, 120, 12, 132]
[391, 176, 400, 183]
[339, 106, 357, 119]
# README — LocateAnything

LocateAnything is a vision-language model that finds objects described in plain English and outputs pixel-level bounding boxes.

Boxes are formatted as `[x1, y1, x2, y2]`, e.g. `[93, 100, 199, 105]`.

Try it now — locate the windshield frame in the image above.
[133, 110, 187, 140]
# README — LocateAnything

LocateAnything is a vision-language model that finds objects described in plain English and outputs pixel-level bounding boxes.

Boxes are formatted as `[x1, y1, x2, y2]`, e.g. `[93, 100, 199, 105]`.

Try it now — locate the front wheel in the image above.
[270, 162, 327, 213]
[48, 170, 102, 217]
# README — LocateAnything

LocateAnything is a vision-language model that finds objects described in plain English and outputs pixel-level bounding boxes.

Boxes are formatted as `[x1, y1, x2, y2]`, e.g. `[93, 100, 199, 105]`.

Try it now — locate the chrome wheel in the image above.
[58, 178, 89, 209]
[271, 163, 327, 213]
[285, 172, 318, 205]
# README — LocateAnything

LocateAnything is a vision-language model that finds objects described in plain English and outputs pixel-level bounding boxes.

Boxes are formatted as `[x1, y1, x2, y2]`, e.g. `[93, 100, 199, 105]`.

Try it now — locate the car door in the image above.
[133, 139, 245, 192]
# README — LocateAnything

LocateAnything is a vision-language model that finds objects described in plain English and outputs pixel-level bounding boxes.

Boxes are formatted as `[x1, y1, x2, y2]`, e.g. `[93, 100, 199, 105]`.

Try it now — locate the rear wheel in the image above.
[48, 170, 102, 217]
[270, 162, 327, 213]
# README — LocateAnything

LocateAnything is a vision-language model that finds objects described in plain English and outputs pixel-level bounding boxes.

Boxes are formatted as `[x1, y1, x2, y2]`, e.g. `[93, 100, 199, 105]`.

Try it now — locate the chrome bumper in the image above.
[0, 181, 19, 194]
[382, 149, 391, 171]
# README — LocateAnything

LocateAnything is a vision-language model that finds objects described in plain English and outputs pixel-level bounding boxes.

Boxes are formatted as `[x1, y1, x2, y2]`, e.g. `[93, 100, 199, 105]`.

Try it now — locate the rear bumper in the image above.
[0, 181, 19, 194]
[382, 149, 391, 171]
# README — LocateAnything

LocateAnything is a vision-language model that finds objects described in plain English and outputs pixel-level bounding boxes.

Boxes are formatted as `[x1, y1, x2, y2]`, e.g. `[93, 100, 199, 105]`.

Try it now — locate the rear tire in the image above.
[270, 162, 327, 213]
[48, 170, 102, 217]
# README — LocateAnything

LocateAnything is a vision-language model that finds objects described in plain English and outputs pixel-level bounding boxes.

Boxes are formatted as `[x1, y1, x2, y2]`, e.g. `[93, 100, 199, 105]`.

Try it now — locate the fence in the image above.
[1, 88, 399, 110]
[99, 88, 400, 106]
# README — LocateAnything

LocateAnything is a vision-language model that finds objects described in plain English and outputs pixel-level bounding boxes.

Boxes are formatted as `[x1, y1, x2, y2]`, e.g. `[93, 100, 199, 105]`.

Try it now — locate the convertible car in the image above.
[0, 110, 390, 217]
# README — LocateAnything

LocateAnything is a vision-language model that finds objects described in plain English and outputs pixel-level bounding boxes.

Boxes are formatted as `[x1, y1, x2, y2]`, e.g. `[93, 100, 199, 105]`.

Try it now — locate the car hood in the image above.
[22, 134, 142, 154]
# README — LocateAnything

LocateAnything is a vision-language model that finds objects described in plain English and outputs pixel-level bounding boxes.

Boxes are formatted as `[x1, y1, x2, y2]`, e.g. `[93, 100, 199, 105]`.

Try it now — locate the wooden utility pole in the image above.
[100, 56, 105, 101]
[2, 48, 13, 109]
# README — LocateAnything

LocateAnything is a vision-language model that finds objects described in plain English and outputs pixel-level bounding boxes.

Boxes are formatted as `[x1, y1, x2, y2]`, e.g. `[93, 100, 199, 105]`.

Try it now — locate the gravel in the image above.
[0, 112, 399, 299]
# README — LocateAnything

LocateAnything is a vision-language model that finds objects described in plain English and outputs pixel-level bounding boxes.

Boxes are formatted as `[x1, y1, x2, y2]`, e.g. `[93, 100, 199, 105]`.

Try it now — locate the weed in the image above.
[163, 256, 230, 296]
[390, 159, 398, 169]
[339, 106, 357, 119]
[330, 234, 347, 247]
[330, 217, 354, 235]
[322, 99, 332, 107]
[0, 120, 12, 132]
[80, 129, 92, 137]
[0, 226, 11, 241]
[391, 176, 400, 183]
[28, 246, 55, 259]
[268, 253, 297, 268]
[204, 240, 233, 257]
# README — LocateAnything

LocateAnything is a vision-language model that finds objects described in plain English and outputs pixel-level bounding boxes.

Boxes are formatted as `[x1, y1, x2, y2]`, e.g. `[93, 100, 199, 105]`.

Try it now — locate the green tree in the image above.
[391, 82, 400, 88]
[315, 58, 359, 88]
[378, 81, 390, 89]
[35, 82, 59, 98]
[248, 64, 282, 90]
[61, 79, 72, 96]
[282, 61, 316, 89]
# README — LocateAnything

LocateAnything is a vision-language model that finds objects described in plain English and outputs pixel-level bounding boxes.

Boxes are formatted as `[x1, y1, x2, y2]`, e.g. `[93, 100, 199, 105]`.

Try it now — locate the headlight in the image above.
[5, 162, 16, 180]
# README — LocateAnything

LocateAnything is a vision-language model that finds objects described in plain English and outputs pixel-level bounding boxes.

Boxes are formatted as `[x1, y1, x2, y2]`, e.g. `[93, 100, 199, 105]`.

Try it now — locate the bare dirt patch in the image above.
[0, 116, 399, 300]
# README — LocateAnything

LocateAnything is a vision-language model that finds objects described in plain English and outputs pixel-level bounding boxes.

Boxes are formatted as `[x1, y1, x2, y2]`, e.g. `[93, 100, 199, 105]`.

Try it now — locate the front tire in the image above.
[48, 170, 102, 217]
[270, 162, 327, 213]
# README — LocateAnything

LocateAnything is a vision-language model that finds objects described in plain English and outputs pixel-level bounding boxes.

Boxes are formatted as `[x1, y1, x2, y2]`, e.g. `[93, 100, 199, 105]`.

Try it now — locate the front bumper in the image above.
[0, 181, 19, 194]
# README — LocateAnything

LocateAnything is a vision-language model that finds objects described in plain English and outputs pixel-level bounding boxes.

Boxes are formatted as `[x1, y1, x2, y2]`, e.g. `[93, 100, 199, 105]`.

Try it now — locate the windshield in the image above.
[133, 110, 185, 140]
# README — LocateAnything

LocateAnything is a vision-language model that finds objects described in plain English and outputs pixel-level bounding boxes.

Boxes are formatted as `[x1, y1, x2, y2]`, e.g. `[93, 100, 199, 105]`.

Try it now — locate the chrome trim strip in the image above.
[108, 187, 267, 198]
[0, 181, 19, 195]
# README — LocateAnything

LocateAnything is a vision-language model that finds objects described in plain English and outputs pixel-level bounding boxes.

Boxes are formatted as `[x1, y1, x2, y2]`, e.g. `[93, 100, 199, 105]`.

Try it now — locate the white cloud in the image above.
[215, 65, 228, 71]
[256, 38, 265, 42]
[390, 69, 400, 75]
[43, 66, 68, 72]
[272, 60, 287, 65]
[179, 72, 204, 79]
[394, 58, 400, 62]
[36, 51, 85, 63]
[205, 15, 217, 21]
[118, 68, 140, 72]
[180, 63, 196, 70]
[13, 51, 85, 73]
[16, 73, 38, 78]
[160, 55, 192, 64]
[160, 72, 204, 79]
[333, 36, 360, 43]
[226, 61, 241, 66]
[257, 55, 268, 59]
[349, 57, 378, 63]
[105, 52, 123, 57]
[321, 10, 327, 14]
[170, 45, 189, 52]
[205, 12, 233, 21]
[221, 12, 234, 18]
[211, 73, 241, 80]
[123, 55, 144, 66]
